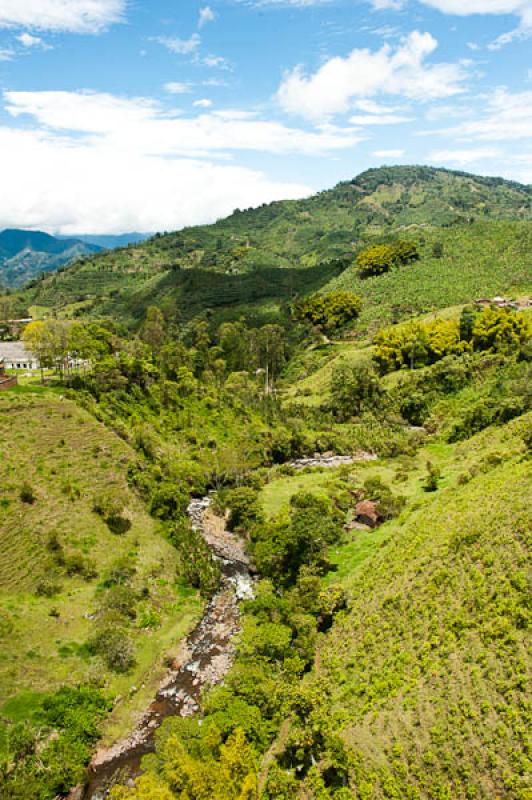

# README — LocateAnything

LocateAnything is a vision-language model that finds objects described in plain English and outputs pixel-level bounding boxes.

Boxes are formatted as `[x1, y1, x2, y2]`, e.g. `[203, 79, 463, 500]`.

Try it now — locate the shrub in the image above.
[36, 575, 63, 597]
[363, 477, 405, 519]
[93, 488, 131, 534]
[20, 482, 36, 504]
[99, 586, 137, 619]
[104, 554, 136, 586]
[88, 621, 135, 672]
[423, 461, 441, 492]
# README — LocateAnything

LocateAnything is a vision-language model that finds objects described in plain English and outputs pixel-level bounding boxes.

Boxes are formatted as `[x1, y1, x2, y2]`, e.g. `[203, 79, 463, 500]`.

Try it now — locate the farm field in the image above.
[0, 392, 201, 744]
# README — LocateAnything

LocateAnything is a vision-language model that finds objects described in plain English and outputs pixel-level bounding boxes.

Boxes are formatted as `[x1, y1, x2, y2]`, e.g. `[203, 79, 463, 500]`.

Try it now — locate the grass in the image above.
[0, 391, 201, 742]
[260, 409, 531, 799]
[318, 416, 531, 799]
[327, 221, 532, 332]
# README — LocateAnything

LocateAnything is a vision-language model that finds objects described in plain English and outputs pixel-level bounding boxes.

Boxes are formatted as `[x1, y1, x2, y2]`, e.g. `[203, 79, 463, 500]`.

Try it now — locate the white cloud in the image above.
[199, 6, 216, 27]
[371, 0, 405, 9]
[429, 146, 501, 165]
[277, 31, 466, 119]
[253, 0, 331, 5]
[419, 0, 528, 15]
[0, 48, 14, 61]
[4, 89, 362, 157]
[17, 32, 41, 46]
[349, 113, 412, 124]
[164, 82, 192, 94]
[0, 89, 361, 232]
[194, 98, 213, 108]
[154, 34, 201, 55]
[201, 54, 231, 69]
[0, 125, 312, 234]
[373, 148, 405, 156]
[439, 88, 532, 141]
[419, 0, 532, 47]
[0, 0, 125, 33]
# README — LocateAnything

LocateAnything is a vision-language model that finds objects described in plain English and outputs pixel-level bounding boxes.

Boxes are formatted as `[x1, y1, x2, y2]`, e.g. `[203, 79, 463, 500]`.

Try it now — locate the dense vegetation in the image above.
[5, 167, 531, 333]
[0, 165, 531, 799]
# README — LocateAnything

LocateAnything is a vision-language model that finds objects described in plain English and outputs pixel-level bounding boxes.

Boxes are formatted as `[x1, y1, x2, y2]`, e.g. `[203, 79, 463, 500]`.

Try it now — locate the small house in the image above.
[0, 341, 40, 371]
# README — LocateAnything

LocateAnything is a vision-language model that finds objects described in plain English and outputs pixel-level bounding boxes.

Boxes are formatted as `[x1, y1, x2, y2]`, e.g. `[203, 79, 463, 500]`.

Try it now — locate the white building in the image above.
[0, 341, 40, 370]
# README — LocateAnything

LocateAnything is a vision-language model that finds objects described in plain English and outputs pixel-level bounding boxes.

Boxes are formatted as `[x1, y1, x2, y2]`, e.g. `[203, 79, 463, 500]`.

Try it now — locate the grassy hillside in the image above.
[326, 220, 532, 331]
[318, 416, 531, 799]
[0, 390, 200, 743]
[254, 373, 531, 798]
[11, 167, 531, 326]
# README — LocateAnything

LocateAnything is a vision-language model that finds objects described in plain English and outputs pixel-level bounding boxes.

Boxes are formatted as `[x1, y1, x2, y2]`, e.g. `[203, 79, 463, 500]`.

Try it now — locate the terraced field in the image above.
[0, 391, 201, 741]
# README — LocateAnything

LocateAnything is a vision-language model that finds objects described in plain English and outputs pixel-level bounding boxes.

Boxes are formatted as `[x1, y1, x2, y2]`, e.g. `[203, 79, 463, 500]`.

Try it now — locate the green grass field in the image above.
[0, 392, 201, 743]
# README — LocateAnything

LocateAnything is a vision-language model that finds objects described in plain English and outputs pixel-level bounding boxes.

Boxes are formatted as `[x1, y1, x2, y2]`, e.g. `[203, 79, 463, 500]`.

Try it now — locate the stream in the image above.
[75, 498, 254, 800]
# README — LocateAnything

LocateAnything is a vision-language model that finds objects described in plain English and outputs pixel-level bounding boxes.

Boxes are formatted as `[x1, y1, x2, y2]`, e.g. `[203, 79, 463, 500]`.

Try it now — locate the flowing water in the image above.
[75, 499, 254, 800]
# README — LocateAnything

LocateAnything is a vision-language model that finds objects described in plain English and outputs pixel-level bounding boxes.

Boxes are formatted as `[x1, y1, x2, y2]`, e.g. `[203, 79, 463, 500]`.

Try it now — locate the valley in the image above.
[0, 166, 530, 800]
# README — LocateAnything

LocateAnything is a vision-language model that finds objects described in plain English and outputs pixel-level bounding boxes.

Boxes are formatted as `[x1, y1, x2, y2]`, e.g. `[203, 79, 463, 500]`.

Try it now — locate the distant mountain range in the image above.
[57, 232, 150, 250]
[0, 229, 151, 289]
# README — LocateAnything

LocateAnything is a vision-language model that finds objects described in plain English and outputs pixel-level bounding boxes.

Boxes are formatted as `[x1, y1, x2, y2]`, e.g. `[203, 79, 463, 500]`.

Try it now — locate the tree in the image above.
[293, 291, 362, 335]
[140, 306, 166, 353]
[472, 307, 529, 352]
[251, 325, 285, 391]
[356, 240, 419, 277]
[22, 319, 69, 380]
[459, 305, 477, 342]
[330, 362, 383, 421]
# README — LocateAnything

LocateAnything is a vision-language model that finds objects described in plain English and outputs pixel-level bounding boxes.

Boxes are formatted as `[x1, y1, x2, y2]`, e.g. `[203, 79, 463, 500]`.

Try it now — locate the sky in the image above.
[0, 0, 530, 234]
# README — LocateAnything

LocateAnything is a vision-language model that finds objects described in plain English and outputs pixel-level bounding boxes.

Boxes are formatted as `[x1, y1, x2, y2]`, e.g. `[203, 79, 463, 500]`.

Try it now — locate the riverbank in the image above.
[74, 500, 253, 800]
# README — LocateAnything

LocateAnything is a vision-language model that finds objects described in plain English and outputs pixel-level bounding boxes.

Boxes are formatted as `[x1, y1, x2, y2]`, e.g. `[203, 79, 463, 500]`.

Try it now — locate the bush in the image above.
[88, 620, 135, 672]
[423, 461, 441, 492]
[104, 554, 137, 586]
[64, 554, 98, 580]
[93, 488, 131, 534]
[363, 477, 405, 519]
[36, 575, 63, 597]
[20, 482, 36, 504]
[99, 586, 137, 620]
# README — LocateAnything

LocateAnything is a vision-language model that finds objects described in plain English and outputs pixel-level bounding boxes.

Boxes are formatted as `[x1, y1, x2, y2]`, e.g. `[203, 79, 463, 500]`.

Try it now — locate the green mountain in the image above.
[0, 166, 531, 800]
[16, 166, 532, 328]
[0, 229, 101, 289]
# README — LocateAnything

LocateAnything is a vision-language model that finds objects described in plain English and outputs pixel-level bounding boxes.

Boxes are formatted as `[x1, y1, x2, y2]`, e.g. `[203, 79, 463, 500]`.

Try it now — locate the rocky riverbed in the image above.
[288, 451, 377, 469]
[73, 499, 253, 800]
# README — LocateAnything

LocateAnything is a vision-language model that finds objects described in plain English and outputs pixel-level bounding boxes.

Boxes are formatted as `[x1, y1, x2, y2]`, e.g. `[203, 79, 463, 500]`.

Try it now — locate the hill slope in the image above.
[13, 166, 532, 325]
[0, 389, 200, 742]
[0, 229, 101, 289]
[318, 416, 530, 799]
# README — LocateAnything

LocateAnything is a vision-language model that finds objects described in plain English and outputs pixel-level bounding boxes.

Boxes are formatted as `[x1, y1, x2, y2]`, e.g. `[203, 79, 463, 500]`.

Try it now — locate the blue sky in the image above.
[0, 0, 530, 234]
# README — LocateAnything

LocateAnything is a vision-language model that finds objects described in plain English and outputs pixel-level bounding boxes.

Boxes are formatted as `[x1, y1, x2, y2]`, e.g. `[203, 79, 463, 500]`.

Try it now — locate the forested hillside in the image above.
[10, 166, 531, 329]
[0, 166, 530, 800]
